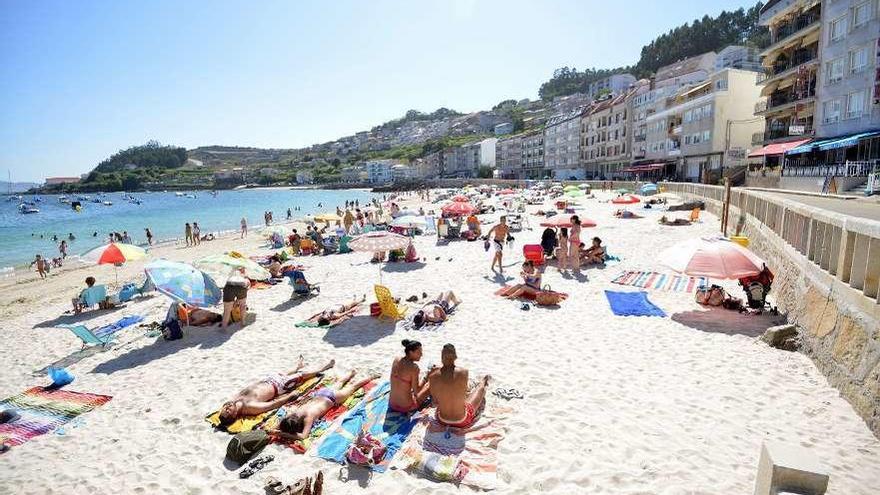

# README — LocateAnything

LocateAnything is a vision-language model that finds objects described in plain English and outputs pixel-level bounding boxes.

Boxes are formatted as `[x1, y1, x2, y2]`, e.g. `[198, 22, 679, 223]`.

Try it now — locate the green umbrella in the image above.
[195, 253, 270, 282]
[565, 189, 585, 197]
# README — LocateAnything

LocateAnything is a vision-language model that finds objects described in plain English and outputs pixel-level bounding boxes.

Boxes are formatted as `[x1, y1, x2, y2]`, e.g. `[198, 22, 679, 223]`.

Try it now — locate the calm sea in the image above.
[0, 188, 377, 270]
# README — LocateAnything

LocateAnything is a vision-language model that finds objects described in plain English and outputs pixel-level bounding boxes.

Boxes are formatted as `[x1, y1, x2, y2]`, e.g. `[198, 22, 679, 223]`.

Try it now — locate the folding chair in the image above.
[374, 285, 407, 320]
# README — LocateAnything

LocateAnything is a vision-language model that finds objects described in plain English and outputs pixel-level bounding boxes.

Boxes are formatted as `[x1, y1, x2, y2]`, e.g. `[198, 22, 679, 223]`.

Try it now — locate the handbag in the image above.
[345, 430, 386, 467]
[535, 284, 562, 306]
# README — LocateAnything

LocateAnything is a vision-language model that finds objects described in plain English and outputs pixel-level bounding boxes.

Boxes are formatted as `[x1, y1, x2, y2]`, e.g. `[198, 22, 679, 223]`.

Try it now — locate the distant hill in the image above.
[1, 181, 40, 193]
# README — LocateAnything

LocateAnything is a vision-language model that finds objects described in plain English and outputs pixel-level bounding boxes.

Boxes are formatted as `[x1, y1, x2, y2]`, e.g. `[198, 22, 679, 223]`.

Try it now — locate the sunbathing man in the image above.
[485, 216, 510, 273]
[581, 237, 605, 265]
[428, 344, 490, 429]
[312, 295, 365, 327]
[217, 357, 335, 428]
[271, 369, 379, 440]
[412, 291, 461, 329]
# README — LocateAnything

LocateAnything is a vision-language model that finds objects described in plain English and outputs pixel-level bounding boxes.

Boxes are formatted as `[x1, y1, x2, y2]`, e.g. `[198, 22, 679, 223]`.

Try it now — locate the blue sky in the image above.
[1, 0, 755, 182]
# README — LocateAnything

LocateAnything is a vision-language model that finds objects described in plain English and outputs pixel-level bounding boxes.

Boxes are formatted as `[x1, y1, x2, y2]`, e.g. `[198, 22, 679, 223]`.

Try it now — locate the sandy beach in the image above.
[1, 189, 878, 494]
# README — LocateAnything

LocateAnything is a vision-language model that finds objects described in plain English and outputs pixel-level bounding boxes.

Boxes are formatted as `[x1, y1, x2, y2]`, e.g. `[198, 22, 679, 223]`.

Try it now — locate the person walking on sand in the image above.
[428, 344, 490, 429]
[240, 217, 248, 239]
[31, 254, 47, 279]
[184, 223, 193, 247]
[485, 216, 510, 273]
[145, 228, 154, 246]
[343, 209, 354, 234]
[568, 215, 582, 271]
[192, 222, 201, 246]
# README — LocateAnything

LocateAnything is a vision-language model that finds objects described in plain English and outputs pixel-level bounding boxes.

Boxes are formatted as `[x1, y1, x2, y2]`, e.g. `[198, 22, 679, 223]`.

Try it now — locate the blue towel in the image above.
[314, 381, 418, 472]
[604, 290, 666, 317]
[93, 315, 144, 339]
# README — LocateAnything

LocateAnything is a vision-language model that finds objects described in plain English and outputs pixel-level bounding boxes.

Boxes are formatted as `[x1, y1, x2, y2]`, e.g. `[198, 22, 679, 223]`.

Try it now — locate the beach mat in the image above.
[494, 286, 568, 303]
[0, 387, 112, 449]
[391, 404, 509, 490]
[262, 375, 376, 454]
[205, 375, 321, 434]
[313, 381, 418, 472]
[604, 290, 667, 317]
[611, 270, 706, 292]
[92, 315, 144, 339]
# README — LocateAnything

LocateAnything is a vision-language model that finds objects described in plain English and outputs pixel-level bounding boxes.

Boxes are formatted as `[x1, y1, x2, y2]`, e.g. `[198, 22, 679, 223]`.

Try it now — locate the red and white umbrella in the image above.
[82, 242, 147, 264]
[498, 189, 516, 195]
[348, 231, 411, 253]
[539, 214, 597, 228]
[659, 237, 765, 279]
[442, 202, 476, 216]
[451, 195, 470, 202]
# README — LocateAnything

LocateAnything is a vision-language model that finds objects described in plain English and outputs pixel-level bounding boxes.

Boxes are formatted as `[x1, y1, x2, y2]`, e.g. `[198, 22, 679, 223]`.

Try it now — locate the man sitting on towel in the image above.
[217, 357, 335, 428]
[269, 369, 379, 440]
[427, 344, 490, 429]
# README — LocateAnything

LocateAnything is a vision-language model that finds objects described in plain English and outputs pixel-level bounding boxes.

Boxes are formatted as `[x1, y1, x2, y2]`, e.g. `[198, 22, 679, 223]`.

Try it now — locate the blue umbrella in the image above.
[144, 259, 221, 307]
[640, 183, 658, 195]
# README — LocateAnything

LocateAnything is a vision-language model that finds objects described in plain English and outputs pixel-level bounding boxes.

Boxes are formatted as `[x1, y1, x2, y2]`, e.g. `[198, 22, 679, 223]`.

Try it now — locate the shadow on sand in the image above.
[34, 305, 129, 329]
[321, 315, 395, 348]
[382, 262, 426, 273]
[671, 308, 786, 337]
[91, 326, 234, 374]
[269, 296, 312, 313]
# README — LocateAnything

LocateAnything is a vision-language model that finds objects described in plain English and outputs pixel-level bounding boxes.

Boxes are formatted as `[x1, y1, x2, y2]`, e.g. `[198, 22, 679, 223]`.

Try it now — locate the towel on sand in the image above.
[204, 376, 321, 433]
[494, 286, 568, 303]
[313, 381, 418, 472]
[0, 387, 112, 449]
[611, 270, 707, 293]
[262, 375, 376, 454]
[391, 403, 509, 490]
[93, 315, 144, 339]
[295, 304, 361, 328]
[395, 306, 456, 332]
[604, 290, 667, 317]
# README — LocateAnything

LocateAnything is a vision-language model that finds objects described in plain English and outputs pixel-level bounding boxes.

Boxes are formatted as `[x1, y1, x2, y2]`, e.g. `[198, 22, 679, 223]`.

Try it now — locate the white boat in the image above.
[175, 192, 185, 197]
[18, 203, 39, 214]
[185, 194, 197, 199]
[77, 195, 90, 201]
[59, 196, 70, 203]
[102, 201, 113, 206]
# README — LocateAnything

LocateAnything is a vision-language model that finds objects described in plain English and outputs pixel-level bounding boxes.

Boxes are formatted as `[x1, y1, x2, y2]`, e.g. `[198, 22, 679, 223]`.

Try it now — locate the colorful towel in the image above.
[262, 375, 375, 454]
[611, 270, 707, 292]
[93, 315, 144, 339]
[0, 387, 112, 449]
[205, 375, 321, 433]
[604, 290, 667, 317]
[391, 404, 509, 490]
[494, 286, 568, 302]
[313, 381, 418, 472]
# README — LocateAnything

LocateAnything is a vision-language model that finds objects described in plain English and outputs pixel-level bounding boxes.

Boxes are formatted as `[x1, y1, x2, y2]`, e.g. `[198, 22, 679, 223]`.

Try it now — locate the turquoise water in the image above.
[0, 188, 377, 269]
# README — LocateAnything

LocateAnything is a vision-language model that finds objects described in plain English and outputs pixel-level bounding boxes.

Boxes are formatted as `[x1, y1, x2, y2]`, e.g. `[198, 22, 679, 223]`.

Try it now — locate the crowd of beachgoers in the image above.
[1, 183, 878, 494]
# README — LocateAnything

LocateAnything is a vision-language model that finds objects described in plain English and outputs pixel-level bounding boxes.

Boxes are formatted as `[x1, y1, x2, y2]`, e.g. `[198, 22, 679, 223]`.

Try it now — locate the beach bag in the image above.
[745, 282, 767, 309]
[162, 319, 183, 341]
[370, 302, 381, 317]
[226, 430, 269, 465]
[345, 431, 386, 467]
[535, 285, 562, 306]
[696, 285, 726, 306]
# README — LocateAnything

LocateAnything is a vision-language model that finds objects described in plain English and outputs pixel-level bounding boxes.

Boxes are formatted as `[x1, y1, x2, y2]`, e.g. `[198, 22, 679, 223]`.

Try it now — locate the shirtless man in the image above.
[485, 216, 510, 273]
[428, 344, 490, 429]
[271, 369, 379, 440]
[217, 357, 335, 428]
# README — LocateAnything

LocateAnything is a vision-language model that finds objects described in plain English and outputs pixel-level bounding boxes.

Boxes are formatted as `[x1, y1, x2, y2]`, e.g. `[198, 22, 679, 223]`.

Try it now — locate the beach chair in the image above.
[57, 324, 115, 349]
[424, 215, 437, 235]
[523, 244, 545, 266]
[289, 270, 319, 298]
[374, 285, 407, 320]
[338, 235, 352, 254]
[689, 207, 701, 222]
[437, 223, 449, 238]
[74, 285, 108, 312]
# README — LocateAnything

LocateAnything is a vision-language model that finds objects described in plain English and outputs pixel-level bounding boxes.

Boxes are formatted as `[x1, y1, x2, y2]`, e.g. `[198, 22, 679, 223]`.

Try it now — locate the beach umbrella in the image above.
[563, 185, 579, 191]
[144, 259, 221, 307]
[578, 183, 591, 190]
[640, 183, 658, 195]
[539, 214, 597, 228]
[659, 237, 765, 279]
[314, 213, 342, 224]
[498, 189, 516, 195]
[390, 215, 427, 229]
[82, 242, 148, 284]
[349, 231, 411, 253]
[441, 201, 476, 216]
[195, 253, 270, 282]
[565, 189, 585, 198]
[615, 188, 632, 194]
[261, 225, 288, 239]
[452, 195, 470, 202]
[612, 195, 640, 204]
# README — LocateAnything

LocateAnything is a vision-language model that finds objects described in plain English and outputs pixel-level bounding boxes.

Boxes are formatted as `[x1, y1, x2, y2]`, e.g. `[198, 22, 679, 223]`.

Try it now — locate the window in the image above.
[703, 104, 713, 118]
[702, 130, 711, 143]
[822, 99, 842, 124]
[715, 79, 728, 91]
[849, 46, 869, 74]
[852, 1, 872, 29]
[829, 15, 847, 43]
[826, 57, 845, 84]
[845, 90, 867, 119]
[685, 135, 692, 145]
[684, 110, 692, 123]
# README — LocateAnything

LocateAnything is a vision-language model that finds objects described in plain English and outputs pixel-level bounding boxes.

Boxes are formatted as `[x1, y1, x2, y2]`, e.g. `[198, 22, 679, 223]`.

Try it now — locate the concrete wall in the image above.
[779, 176, 867, 193]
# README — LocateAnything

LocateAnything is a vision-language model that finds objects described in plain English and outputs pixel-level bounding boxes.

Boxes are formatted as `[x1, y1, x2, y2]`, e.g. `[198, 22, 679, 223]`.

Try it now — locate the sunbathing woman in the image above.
[271, 369, 379, 440]
[412, 291, 462, 328]
[389, 339, 433, 413]
[310, 295, 365, 327]
[217, 357, 335, 428]
[500, 260, 542, 299]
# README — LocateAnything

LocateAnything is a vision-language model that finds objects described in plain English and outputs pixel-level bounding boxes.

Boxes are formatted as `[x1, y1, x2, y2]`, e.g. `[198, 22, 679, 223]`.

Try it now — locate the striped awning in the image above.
[817, 130, 880, 151]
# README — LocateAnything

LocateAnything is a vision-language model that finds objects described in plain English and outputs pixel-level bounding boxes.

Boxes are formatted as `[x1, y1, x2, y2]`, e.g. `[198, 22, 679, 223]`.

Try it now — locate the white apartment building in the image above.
[363, 159, 394, 184]
[544, 106, 587, 179]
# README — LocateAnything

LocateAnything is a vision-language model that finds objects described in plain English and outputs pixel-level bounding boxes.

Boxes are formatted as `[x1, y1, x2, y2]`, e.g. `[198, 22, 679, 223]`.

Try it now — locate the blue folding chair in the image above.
[57, 324, 116, 349]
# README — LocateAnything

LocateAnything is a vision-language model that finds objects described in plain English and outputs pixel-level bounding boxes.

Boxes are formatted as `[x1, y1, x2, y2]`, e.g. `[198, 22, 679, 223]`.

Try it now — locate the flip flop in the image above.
[240, 455, 274, 478]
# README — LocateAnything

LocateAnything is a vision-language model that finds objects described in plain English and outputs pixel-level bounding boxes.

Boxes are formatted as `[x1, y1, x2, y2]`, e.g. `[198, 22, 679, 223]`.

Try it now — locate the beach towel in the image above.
[604, 290, 667, 317]
[394, 305, 457, 332]
[92, 315, 144, 339]
[391, 404, 509, 490]
[494, 286, 568, 303]
[611, 271, 707, 293]
[204, 376, 321, 434]
[0, 387, 112, 449]
[295, 304, 361, 328]
[313, 381, 418, 472]
[262, 376, 376, 454]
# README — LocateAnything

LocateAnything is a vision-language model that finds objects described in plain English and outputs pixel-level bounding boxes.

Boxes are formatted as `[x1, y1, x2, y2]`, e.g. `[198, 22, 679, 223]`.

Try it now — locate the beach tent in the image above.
[658, 237, 764, 279]
[145, 260, 221, 307]
[640, 183, 658, 195]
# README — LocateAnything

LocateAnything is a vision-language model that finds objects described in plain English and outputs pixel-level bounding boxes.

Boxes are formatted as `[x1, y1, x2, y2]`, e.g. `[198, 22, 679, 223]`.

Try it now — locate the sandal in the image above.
[240, 455, 274, 478]
[265, 477, 285, 494]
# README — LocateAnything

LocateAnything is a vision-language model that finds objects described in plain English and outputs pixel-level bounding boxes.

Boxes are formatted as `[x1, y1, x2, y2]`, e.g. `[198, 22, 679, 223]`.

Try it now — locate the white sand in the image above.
[1, 190, 878, 494]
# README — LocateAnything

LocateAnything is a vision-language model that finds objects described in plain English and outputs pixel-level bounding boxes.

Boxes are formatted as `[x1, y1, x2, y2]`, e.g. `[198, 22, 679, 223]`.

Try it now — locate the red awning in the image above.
[623, 163, 667, 173]
[748, 138, 811, 158]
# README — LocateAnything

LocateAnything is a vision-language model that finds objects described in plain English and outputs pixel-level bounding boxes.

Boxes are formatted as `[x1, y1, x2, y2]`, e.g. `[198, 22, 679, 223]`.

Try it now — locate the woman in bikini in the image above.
[412, 291, 462, 329]
[555, 227, 569, 273]
[501, 260, 542, 299]
[313, 295, 366, 326]
[389, 340, 433, 413]
[568, 215, 582, 271]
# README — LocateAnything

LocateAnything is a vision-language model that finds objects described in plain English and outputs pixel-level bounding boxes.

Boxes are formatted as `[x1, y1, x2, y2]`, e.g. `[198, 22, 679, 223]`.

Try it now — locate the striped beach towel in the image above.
[0, 387, 112, 448]
[611, 270, 707, 292]
[205, 375, 322, 433]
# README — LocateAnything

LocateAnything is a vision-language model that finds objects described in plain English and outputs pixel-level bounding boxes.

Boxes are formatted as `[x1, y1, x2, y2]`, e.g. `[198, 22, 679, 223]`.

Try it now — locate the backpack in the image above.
[162, 319, 183, 341]
[345, 431, 386, 467]
[226, 430, 269, 465]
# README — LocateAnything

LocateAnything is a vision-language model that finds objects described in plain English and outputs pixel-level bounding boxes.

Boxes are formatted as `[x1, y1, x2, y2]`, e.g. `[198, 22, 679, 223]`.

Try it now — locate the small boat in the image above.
[185, 194, 197, 199]
[18, 203, 39, 214]
[102, 201, 113, 206]
[59, 196, 70, 204]
[6, 195, 22, 202]
[77, 195, 90, 201]
[92, 198, 102, 203]
[174, 192, 185, 197]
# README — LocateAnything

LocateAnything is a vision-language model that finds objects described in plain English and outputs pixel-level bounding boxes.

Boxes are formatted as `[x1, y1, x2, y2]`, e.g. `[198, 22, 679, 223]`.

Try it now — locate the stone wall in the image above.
[684, 189, 880, 438]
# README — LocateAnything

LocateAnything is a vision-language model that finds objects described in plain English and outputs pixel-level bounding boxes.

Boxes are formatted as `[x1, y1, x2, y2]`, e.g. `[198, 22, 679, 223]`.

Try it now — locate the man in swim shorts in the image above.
[485, 216, 510, 273]
[217, 358, 335, 428]
[271, 369, 378, 440]
[428, 344, 490, 429]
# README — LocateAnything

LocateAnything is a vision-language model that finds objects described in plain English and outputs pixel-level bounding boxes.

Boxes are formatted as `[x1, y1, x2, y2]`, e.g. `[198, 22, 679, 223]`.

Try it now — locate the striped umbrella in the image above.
[82, 243, 147, 265]
[442, 201, 476, 216]
[145, 260, 221, 307]
[612, 195, 641, 204]
[348, 231, 411, 253]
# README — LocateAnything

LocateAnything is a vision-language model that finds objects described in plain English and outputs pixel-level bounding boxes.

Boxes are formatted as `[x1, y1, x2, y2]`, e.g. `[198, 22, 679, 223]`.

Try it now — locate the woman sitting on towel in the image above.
[581, 237, 605, 265]
[500, 260, 542, 299]
[389, 339, 433, 413]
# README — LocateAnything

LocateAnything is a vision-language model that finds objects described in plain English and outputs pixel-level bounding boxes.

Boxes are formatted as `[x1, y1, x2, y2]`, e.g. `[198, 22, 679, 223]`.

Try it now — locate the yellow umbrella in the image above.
[314, 213, 342, 223]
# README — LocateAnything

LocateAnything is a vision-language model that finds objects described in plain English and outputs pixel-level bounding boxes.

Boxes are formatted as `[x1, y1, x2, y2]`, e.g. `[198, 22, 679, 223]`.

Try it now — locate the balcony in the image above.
[761, 8, 821, 57]
[670, 126, 682, 136]
[756, 85, 817, 115]
[764, 124, 814, 142]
